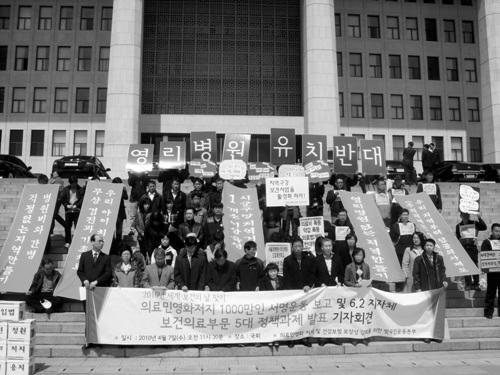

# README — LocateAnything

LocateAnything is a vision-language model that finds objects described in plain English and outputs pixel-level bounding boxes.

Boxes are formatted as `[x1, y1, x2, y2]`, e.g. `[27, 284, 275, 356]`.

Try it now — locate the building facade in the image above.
[0, 0, 498, 177]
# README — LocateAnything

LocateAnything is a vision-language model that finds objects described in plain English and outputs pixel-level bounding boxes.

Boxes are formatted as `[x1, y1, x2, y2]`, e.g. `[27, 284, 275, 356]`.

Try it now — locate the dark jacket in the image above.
[204, 216, 224, 245]
[139, 192, 164, 214]
[76, 250, 112, 286]
[29, 269, 62, 294]
[235, 256, 265, 291]
[390, 221, 416, 265]
[174, 248, 207, 290]
[282, 252, 318, 290]
[455, 218, 487, 250]
[258, 275, 284, 291]
[413, 252, 446, 291]
[344, 262, 371, 287]
[402, 147, 416, 166]
[206, 260, 237, 292]
[163, 190, 187, 214]
[128, 173, 147, 202]
[60, 184, 85, 212]
[208, 190, 223, 209]
[481, 238, 500, 274]
[177, 220, 204, 245]
[416, 183, 442, 210]
[316, 254, 344, 286]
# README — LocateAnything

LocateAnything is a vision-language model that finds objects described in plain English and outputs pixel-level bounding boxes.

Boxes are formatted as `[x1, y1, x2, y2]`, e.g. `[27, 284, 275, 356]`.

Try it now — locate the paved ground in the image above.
[35, 350, 500, 374]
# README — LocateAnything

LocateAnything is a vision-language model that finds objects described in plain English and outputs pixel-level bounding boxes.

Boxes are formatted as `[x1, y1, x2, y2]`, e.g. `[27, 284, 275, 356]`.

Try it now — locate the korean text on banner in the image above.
[340, 191, 405, 282]
[222, 134, 251, 162]
[247, 162, 275, 182]
[86, 286, 446, 345]
[264, 243, 291, 275]
[54, 181, 123, 300]
[191, 132, 217, 162]
[360, 140, 385, 175]
[270, 128, 296, 165]
[159, 141, 186, 170]
[298, 217, 325, 255]
[0, 184, 59, 293]
[265, 177, 309, 207]
[458, 185, 480, 215]
[480, 240, 500, 273]
[219, 159, 247, 181]
[333, 136, 358, 174]
[394, 193, 479, 277]
[302, 135, 329, 183]
[222, 183, 265, 261]
[126, 144, 154, 173]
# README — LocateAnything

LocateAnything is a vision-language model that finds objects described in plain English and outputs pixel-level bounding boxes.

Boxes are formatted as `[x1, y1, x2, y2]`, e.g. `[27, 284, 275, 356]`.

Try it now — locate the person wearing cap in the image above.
[26, 259, 62, 314]
[186, 177, 209, 209]
[205, 248, 237, 291]
[112, 246, 141, 288]
[174, 233, 207, 291]
[142, 248, 175, 289]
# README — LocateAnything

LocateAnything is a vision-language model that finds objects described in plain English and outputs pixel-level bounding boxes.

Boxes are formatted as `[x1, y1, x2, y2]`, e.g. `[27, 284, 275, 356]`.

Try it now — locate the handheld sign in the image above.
[480, 240, 500, 273]
[270, 128, 296, 165]
[278, 164, 305, 178]
[159, 141, 186, 170]
[459, 184, 480, 215]
[299, 217, 325, 255]
[265, 177, 309, 207]
[191, 132, 217, 162]
[126, 144, 154, 173]
[222, 134, 251, 162]
[219, 159, 247, 180]
[247, 162, 275, 182]
[264, 243, 291, 275]
[189, 160, 217, 178]
[360, 140, 385, 175]
[333, 136, 358, 174]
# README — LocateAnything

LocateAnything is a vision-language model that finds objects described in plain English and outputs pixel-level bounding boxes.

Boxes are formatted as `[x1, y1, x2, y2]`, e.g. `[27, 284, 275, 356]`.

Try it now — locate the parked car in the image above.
[385, 160, 406, 180]
[52, 156, 111, 179]
[0, 155, 35, 178]
[433, 161, 485, 182]
[483, 163, 500, 182]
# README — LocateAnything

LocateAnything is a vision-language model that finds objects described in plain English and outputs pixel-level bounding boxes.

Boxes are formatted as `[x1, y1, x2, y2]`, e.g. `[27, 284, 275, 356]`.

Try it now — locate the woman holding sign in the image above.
[481, 223, 500, 319]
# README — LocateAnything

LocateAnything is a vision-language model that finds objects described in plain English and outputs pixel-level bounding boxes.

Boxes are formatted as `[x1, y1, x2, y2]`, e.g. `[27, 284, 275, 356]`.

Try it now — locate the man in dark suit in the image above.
[77, 234, 112, 290]
[174, 233, 207, 291]
[283, 238, 318, 291]
[402, 141, 417, 185]
[315, 238, 344, 286]
[421, 144, 432, 174]
[163, 177, 186, 214]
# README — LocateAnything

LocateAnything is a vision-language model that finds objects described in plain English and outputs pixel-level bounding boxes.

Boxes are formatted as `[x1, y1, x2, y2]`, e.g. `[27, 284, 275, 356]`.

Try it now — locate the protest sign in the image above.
[264, 243, 291, 275]
[247, 162, 275, 182]
[54, 181, 123, 300]
[191, 132, 217, 162]
[298, 217, 324, 254]
[394, 193, 479, 277]
[159, 141, 186, 170]
[270, 128, 296, 165]
[302, 135, 327, 164]
[0, 185, 59, 293]
[360, 140, 385, 175]
[222, 183, 265, 261]
[340, 191, 405, 282]
[188, 160, 217, 178]
[479, 240, 500, 272]
[222, 134, 251, 162]
[126, 144, 154, 173]
[459, 185, 480, 215]
[278, 164, 305, 178]
[304, 161, 330, 183]
[333, 136, 357, 174]
[219, 159, 247, 180]
[265, 177, 309, 207]
[86, 286, 446, 345]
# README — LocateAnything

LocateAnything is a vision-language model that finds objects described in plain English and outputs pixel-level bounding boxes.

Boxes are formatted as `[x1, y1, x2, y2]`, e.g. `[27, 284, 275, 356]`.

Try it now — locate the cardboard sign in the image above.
[399, 222, 415, 236]
[159, 141, 186, 170]
[302, 135, 327, 164]
[126, 144, 154, 173]
[191, 132, 217, 162]
[247, 162, 276, 182]
[222, 134, 251, 162]
[218, 159, 247, 180]
[459, 224, 476, 239]
[422, 183, 437, 196]
[0, 302, 25, 322]
[299, 217, 325, 255]
[0, 184, 59, 293]
[265, 177, 310, 207]
[264, 243, 291, 275]
[459, 185, 480, 215]
[334, 226, 351, 241]
[270, 128, 296, 165]
[360, 140, 385, 175]
[304, 160, 330, 183]
[188, 159, 217, 178]
[480, 240, 500, 272]
[278, 164, 306, 177]
[333, 136, 358, 174]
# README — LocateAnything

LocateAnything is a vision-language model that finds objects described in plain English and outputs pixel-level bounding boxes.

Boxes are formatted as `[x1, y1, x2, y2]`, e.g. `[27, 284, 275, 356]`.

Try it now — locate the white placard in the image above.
[265, 177, 310, 207]
[218, 159, 247, 180]
[264, 243, 291, 275]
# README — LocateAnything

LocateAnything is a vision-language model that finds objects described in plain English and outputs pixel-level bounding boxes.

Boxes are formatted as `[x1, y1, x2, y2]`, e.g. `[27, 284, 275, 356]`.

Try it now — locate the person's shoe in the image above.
[64, 243, 70, 248]
[485, 314, 493, 319]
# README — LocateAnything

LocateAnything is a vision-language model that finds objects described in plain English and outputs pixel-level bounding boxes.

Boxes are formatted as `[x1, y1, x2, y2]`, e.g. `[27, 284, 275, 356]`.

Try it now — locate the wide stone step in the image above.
[445, 308, 497, 317]
[447, 316, 500, 328]
[36, 333, 86, 345]
[37, 322, 86, 334]
[26, 312, 85, 322]
[448, 327, 500, 339]
[446, 299, 485, 308]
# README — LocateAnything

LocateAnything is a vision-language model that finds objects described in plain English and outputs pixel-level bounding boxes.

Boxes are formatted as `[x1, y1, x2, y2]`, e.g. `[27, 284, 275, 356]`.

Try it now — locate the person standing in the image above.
[283, 238, 317, 291]
[416, 171, 442, 211]
[163, 177, 187, 214]
[112, 247, 141, 288]
[77, 234, 112, 290]
[402, 141, 417, 186]
[174, 233, 207, 291]
[139, 180, 164, 214]
[205, 249, 237, 292]
[390, 209, 416, 266]
[61, 175, 84, 248]
[373, 178, 392, 228]
[127, 172, 147, 235]
[413, 238, 448, 292]
[235, 240, 265, 291]
[344, 248, 371, 287]
[401, 232, 425, 292]
[315, 238, 344, 286]
[421, 144, 433, 174]
[482, 223, 500, 319]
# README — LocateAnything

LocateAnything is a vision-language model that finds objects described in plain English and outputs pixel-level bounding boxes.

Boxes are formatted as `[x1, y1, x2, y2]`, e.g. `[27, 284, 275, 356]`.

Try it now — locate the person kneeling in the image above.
[26, 259, 62, 314]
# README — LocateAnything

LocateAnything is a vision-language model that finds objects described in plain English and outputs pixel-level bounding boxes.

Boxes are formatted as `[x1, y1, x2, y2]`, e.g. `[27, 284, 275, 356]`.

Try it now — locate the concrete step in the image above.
[36, 333, 86, 345]
[449, 327, 500, 339]
[37, 322, 85, 334]
[447, 316, 500, 328]
[446, 299, 485, 308]
[26, 312, 85, 321]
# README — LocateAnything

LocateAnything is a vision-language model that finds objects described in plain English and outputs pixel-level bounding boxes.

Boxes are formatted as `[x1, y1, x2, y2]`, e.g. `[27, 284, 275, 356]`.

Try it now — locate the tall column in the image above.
[479, 0, 500, 162]
[302, 0, 340, 148]
[103, 0, 143, 178]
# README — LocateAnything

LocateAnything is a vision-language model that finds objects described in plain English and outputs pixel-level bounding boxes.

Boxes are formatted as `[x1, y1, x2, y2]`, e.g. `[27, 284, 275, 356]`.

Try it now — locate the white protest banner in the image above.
[278, 164, 306, 178]
[459, 185, 480, 215]
[264, 243, 291, 275]
[219, 159, 247, 180]
[265, 177, 309, 207]
[86, 286, 446, 345]
[298, 217, 324, 254]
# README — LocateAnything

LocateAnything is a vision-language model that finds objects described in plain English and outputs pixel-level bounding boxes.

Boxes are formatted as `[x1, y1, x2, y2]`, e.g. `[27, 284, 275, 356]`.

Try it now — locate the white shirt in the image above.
[325, 258, 332, 275]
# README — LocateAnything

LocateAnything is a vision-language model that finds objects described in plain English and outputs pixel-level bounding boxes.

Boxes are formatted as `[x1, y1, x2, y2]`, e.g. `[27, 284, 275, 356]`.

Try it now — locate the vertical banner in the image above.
[264, 243, 291, 275]
[333, 136, 358, 174]
[270, 128, 296, 165]
[360, 140, 385, 175]
[126, 144, 154, 173]
[265, 177, 310, 207]
[458, 184, 480, 215]
[190, 132, 217, 161]
[298, 217, 325, 255]
[159, 141, 186, 170]
[54, 181, 123, 300]
[222, 183, 265, 262]
[0, 185, 59, 293]
[340, 191, 405, 282]
[302, 135, 330, 183]
[222, 134, 251, 162]
[394, 193, 480, 277]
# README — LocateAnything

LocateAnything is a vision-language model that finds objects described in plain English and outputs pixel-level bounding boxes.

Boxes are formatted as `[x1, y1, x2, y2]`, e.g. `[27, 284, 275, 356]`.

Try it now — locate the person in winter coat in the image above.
[413, 238, 448, 292]
[139, 180, 164, 214]
[60, 175, 85, 246]
[174, 233, 207, 291]
[112, 247, 140, 288]
[142, 248, 175, 289]
[315, 238, 344, 286]
[390, 209, 416, 266]
[26, 259, 62, 313]
[132, 199, 152, 257]
[143, 211, 168, 261]
[416, 171, 442, 211]
[205, 248, 237, 292]
[258, 263, 284, 291]
[283, 238, 317, 291]
[344, 248, 371, 287]
[235, 240, 265, 291]
[401, 232, 425, 292]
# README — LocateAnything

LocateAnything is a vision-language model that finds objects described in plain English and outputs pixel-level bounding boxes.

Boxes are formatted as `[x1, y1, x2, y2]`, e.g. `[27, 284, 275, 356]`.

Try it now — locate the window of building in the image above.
[101, 7, 112, 31]
[96, 88, 107, 114]
[391, 94, 404, 119]
[52, 130, 66, 156]
[54, 88, 68, 113]
[431, 136, 444, 155]
[464, 58, 477, 82]
[32, 87, 47, 113]
[247, 134, 270, 162]
[59, 6, 73, 30]
[369, 54, 382, 78]
[387, 16, 400, 39]
[349, 53, 362, 77]
[373, 134, 386, 150]
[347, 14, 361, 38]
[427, 56, 440, 80]
[9, 130, 23, 156]
[467, 97, 480, 121]
[430, 96, 442, 120]
[412, 136, 424, 160]
[35, 46, 49, 71]
[14, 46, 28, 71]
[461, 0, 472, 4]
[0, 87, 4, 113]
[462, 20, 474, 43]
[80, 6, 94, 30]
[392, 135, 405, 161]
[425, 18, 438, 41]
[75, 88, 89, 113]
[0, 6, 10, 29]
[77, 47, 92, 71]
[389, 54, 402, 79]
[424, 0, 436, 3]
[446, 57, 458, 81]
[98, 47, 109, 72]
[56, 46, 71, 71]
[11, 87, 25, 113]
[451, 137, 463, 161]
[73, 130, 87, 155]
[405, 17, 418, 41]
[17, 6, 31, 30]
[371, 93, 384, 119]
[335, 13, 341, 37]
[339, 92, 344, 118]
[469, 137, 482, 162]
[38, 6, 52, 30]
[95, 130, 105, 157]
[443, 19, 456, 42]
[351, 93, 364, 118]
[408, 55, 421, 79]
[30, 130, 44, 156]
[448, 96, 461, 121]
[368, 15, 380, 38]
[410, 95, 423, 120]
[0, 46, 7, 70]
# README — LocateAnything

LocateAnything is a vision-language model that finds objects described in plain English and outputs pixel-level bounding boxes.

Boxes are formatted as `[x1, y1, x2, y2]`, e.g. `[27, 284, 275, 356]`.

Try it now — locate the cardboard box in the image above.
[6, 321, 35, 342]
[6, 342, 33, 361]
[0, 341, 6, 359]
[5, 360, 35, 375]
[0, 323, 7, 341]
[0, 303, 25, 322]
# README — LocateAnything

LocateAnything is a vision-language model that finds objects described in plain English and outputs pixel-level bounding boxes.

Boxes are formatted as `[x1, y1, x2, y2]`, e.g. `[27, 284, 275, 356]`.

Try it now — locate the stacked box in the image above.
[0, 303, 25, 322]
[5, 359, 35, 375]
